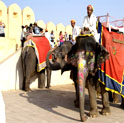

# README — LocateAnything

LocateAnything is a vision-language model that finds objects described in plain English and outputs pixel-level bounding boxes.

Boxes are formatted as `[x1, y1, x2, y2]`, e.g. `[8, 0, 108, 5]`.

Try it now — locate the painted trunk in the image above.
[78, 51, 88, 122]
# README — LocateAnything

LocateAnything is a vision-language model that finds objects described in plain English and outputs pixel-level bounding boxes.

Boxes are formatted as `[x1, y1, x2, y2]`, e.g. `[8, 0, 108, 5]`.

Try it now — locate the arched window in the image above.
[27, 15, 31, 20]
[0, 10, 2, 16]
[13, 12, 18, 18]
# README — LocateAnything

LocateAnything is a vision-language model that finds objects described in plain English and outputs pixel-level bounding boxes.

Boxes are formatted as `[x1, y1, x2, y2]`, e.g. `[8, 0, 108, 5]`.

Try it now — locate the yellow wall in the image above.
[0, 1, 74, 90]
[0, 1, 8, 37]
[8, 4, 22, 46]
[56, 23, 65, 41]
[22, 7, 35, 26]
[37, 20, 46, 29]
[65, 25, 72, 35]
[0, 1, 72, 62]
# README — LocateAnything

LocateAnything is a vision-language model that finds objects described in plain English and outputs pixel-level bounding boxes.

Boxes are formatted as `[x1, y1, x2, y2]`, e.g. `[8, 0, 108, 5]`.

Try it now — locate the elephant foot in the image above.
[89, 109, 99, 118]
[96, 94, 101, 99]
[101, 107, 111, 115]
[46, 85, 51, 89]
[113, 100, 119, 104]
[25, 87, 32, 92]
[38, 85, 45, 88]
[74, 100, 79, 108]
[80, 115, 88, 122]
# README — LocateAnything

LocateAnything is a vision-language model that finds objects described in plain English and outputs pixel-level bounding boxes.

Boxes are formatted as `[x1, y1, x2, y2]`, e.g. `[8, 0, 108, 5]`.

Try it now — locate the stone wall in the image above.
[0, 1, 73, 91]
[0, 1, 72, 62]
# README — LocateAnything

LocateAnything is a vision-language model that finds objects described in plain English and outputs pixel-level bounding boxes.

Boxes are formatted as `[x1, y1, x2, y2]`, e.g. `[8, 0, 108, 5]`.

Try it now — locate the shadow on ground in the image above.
[19, 86, 123, 122]
[19, 87, 91, 122]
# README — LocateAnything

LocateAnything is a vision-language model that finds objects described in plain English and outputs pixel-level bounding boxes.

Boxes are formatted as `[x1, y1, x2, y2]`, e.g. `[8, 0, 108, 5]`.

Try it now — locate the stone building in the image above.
[0, 0, 72, 61]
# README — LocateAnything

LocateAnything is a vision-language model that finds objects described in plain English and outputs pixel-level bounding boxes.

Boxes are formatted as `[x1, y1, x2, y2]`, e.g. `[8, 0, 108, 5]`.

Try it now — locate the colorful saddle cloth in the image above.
[98, 24, 124, 97]
[24, 36, 51, 72]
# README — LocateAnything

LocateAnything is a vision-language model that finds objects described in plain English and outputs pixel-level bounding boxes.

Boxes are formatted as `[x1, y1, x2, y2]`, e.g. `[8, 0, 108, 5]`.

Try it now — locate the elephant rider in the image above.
[71, 19, 80, 44]
[82, 5, 100, 42]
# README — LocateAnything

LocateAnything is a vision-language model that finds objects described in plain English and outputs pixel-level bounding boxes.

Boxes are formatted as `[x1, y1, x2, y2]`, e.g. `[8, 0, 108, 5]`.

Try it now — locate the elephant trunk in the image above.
[78, 52, 88, 122]
[46, 47, 61, 70]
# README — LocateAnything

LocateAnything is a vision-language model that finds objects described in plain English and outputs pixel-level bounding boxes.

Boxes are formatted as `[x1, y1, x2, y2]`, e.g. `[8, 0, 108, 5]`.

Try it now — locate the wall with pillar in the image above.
[22, 7, 35, 26]
[37, 20, 46, 29]
[56, 23, 65, 40]
[0, 1, 72, 62]
[0, 0, 74, 91]
[65, 25, 72, 35]
[8, 4, 22, 46]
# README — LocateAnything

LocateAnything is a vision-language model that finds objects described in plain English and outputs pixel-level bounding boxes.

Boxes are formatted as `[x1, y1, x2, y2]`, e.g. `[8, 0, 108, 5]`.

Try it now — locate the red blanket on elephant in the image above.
[24, 36, 51, 72]
[98, 25, 124, 97]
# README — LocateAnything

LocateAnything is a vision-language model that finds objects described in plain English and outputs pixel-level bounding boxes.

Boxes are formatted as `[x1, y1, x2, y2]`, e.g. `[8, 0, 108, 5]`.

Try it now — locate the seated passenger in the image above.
[70, 19, 80, 44]
[0, 21, 5, 37]
[82, 5, 99, 42]
[33, 22, 40, 34]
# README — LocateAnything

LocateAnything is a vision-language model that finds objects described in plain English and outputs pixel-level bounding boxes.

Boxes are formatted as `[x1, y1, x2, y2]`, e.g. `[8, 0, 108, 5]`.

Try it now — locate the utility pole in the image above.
[106, 13, 109, 27]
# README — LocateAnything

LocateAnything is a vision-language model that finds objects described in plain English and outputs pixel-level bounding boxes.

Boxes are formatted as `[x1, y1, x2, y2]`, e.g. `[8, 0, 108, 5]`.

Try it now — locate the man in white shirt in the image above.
[45, 29, 50, 40]
[82, 5, 99, 42]
[71, 19, 80, 44]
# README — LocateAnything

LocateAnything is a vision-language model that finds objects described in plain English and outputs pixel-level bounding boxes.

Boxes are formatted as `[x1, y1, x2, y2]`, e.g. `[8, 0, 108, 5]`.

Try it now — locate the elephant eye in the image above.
[57, 52, 63, 57]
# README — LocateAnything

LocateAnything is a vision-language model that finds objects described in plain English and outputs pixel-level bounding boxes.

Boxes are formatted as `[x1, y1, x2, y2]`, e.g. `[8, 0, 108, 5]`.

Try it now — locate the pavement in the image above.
[2, 84, 124, 123]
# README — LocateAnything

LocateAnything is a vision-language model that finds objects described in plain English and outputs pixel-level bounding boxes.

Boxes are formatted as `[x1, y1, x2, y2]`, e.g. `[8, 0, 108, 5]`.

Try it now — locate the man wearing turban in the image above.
[70, 19, 80, 44]
[82, 5, 99, 42]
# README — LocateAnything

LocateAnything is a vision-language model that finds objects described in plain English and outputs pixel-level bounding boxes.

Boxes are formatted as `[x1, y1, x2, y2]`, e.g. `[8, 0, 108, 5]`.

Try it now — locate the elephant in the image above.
[46, 36, 110, 122]
[21, 46, 51, 91]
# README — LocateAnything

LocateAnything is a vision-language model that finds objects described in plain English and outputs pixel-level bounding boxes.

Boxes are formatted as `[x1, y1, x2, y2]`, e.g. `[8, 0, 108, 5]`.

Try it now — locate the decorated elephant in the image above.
[46, 36, 110, 122]
[21, 36, 51, 91]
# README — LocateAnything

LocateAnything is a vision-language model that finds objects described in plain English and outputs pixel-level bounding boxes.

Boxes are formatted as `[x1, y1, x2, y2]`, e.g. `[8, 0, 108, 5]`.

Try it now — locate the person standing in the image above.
[59, 31, 64, 45]
[44, 29, 50, 41]
[0, 21, 5, 37]
[64, 32, 69, 41]
[49, 30, 55, 48]
[70, 19, 80, 44]
[33, 22, 40, 34]
[20, 26, 26, 47]
[82, 5, 99, 42]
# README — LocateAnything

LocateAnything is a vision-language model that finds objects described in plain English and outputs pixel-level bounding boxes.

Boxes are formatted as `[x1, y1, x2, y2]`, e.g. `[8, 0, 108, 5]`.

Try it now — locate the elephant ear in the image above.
[95, 42, 109, 66]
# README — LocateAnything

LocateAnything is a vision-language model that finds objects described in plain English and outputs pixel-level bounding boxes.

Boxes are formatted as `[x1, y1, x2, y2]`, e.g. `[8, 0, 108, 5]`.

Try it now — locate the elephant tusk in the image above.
[64, 55, 67, 62]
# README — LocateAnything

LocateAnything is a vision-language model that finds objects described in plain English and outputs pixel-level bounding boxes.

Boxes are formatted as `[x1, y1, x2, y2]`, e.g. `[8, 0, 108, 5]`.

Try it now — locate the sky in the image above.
[1, 0, 124, 26]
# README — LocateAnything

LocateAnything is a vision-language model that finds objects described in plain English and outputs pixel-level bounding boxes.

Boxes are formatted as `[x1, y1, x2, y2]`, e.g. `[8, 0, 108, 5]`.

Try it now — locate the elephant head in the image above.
[46, 36, 109, 122]
[46, 41, 73, 71]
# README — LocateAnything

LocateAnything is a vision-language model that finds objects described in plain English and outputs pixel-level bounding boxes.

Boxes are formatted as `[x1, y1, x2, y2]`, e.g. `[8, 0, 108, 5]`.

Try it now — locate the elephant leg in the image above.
[112, 93, 119, 104]
[38, 69, 45, 88]
[120, 96, 124, 109]
[108, 91, 113, 102]
[100, 84, 110, 115]
[87, 76, 98, 117]
[22, 76, 26, 90]
[46, 68, 51, 88]
[25, 76, 31, 91]
[71, 69, 79, 108]
[108, 92, 119, 103]
[24, 67, 32, 91]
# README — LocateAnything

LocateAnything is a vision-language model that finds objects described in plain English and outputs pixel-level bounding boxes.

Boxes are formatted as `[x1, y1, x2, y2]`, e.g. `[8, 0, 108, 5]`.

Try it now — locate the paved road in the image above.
[2, 84, 124, 123]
